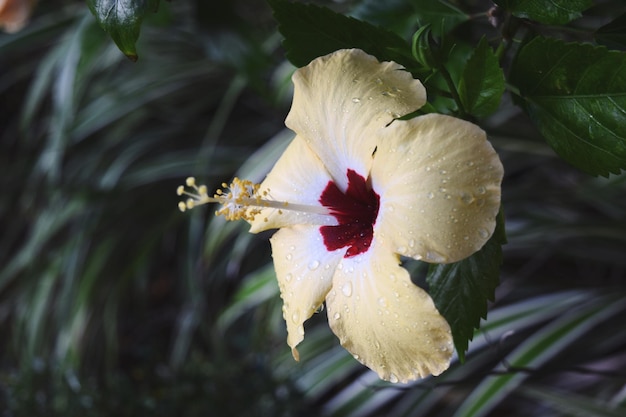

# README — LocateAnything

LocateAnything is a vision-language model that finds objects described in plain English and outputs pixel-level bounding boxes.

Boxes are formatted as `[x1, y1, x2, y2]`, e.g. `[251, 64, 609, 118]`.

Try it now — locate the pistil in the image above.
[177, 177, 331, 222]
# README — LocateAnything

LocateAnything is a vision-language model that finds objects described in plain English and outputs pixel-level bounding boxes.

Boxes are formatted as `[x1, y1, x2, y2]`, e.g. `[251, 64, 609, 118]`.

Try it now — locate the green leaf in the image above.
[87, 0, 159, 61]
[457, 37, 505, 118]
[454, 295, 625, 417]
[520, 386, 626, 417]
[426, 211, 505, 363]
[596, 12, 626, 50]
[410, 0, 469, 36]
[509, 37, 626, 176]
[268, 0, 412, 68]
[493, 0, 592, 25]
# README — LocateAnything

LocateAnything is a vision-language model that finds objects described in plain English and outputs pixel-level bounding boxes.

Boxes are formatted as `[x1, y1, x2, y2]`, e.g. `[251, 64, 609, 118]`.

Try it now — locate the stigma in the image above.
[176, 177, 332, 222]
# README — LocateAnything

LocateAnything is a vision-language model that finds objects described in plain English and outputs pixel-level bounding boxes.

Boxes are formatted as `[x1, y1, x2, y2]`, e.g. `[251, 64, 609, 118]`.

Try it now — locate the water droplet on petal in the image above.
[333, 312, 341, 320]
[308, 260, 320, 270]
[342, 282, 353, 297]
[297, 325, 305, 336]
[285, 253, 293, 261]
[389, 373, 399, 383]
[478, 228, 490, 238]
[461, 192, 475, 205]
[425, 251, 447, 263]
[291, 311, 300, 324]
[378, 297, 387, 307]
[427, 192, 434, 199]
[477, 185, 487, 195]
[285, 273, 293, 282]
[352, 97, 361, 103]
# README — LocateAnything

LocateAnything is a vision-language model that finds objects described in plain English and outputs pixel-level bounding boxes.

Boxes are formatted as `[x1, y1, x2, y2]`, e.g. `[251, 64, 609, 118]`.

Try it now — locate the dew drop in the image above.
[427, 192, 434, 199]
[477, 185, 487, 195]
[297, 325, 305, 336]
[333, 312, 341, 320]
[285, 253, 293, 261]
[390, 273, 397, 282]
[378, 297, 387, 307]
[425, 251, 447, 263]
[341, 282, 353, 297]
[408, 239, 416, 248]
[285, 273, 293, 282]
[461, 192, 475, 205]
[478, 228, 490, 238]
[289, 245, 296, 251]
[425, 166, 432, 172]
[308, 260, 320, 271]
[389, 373, 399, 384]
[291, 311, 300, 324]
[352, 97, 361, 103]
[440, 169, 447, 175]
[353, 354, 360, 360]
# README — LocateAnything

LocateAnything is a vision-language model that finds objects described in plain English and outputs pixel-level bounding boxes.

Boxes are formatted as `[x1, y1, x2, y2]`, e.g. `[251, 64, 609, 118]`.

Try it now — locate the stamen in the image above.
[176, 177, 332, 221]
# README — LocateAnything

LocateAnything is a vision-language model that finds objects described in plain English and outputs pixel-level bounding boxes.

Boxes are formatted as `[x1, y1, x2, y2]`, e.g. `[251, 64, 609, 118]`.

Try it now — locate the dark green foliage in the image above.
[268, 0, 412, 68]
[596, 12, 626, 50]
[87, 0, 160, 60]
[427, 212, 505, 363]
[510, 37, 626, 176]
[458, 37, 505, 117]
[410, 0, 469, 35]
[494, 0, 592, 24]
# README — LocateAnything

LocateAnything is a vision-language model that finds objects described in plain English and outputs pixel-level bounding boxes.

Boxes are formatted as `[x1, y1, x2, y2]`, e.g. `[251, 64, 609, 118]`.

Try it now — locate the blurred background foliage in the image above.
[1, 0, 625, 416]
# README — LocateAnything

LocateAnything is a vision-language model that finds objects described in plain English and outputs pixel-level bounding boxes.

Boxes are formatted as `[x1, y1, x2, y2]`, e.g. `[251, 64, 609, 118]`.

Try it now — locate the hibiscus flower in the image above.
[179, 49, 503, 383]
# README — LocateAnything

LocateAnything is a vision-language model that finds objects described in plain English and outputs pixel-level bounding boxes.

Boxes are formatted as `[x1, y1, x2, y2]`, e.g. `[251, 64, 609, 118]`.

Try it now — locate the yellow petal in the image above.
[325, 241, 453, 383]
[286, 49, 426, 191]
[371, 114, 503, 263]
[248, 136, 337, 233]
[270, 226, 343, 360]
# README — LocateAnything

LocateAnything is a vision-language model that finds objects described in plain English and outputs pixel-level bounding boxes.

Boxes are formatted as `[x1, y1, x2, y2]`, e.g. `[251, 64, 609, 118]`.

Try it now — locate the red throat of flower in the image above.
[319, 169, 380, 258]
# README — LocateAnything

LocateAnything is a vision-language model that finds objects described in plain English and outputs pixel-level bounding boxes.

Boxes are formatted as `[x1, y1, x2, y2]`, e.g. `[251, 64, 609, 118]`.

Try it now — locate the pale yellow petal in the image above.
[248, 136, 337, 233]
[371, 114, 503, 263]
[325, 242, 453, 383]
[286, 49, 426, 190]
[270, 226, 343, 360]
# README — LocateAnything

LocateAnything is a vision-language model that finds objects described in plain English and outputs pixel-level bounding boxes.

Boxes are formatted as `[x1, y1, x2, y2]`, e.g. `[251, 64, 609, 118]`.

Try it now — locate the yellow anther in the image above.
[176, 176, 331, 220]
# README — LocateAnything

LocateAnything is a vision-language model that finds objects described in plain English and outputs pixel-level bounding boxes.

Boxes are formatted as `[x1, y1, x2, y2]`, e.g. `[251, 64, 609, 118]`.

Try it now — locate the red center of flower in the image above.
[319, 169, 380, 258]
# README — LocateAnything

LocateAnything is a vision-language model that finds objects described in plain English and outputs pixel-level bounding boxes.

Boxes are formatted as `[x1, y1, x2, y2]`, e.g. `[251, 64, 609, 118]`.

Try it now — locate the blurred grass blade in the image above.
[520, 385, 626, 417]
[453, 295, 626, 417]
